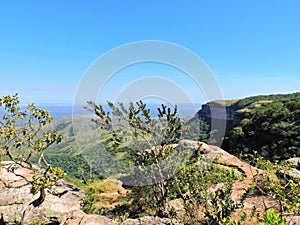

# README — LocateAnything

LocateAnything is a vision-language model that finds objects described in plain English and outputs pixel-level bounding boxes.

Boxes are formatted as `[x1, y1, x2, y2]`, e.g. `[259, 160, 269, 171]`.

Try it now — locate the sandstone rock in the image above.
[284, 168, 300, 179]
[176, 139, 210, 154]
[176, 140, 259, 177]
[285, 215, 300, 225]
[164, 198, 185, 221]
[0, 161, 117, 225]
[287, 157, 300, 169]
[121, 216, 172, 225]
[79, 214, 118, 225]
[283, 158, 300, 179]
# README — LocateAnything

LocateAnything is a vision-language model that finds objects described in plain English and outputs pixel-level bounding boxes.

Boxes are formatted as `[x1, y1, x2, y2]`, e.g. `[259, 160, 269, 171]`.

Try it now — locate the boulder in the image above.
[176, 139, 210, 154]
[287, 157, 300, 169]
[283, 158, 300, 179]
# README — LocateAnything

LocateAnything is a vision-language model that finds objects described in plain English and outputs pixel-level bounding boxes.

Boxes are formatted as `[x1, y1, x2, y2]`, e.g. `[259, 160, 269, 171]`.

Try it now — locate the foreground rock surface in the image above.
[0, 161, 117, 225]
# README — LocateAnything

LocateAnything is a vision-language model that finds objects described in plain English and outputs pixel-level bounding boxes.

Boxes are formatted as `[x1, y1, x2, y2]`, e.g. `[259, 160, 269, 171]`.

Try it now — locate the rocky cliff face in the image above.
[197, 102, 236, 121]
[194, 102, 235, 146]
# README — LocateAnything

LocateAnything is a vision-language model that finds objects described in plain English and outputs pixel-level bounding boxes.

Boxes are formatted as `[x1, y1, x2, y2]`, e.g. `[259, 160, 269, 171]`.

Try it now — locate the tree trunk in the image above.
[31, 188, 46, 207]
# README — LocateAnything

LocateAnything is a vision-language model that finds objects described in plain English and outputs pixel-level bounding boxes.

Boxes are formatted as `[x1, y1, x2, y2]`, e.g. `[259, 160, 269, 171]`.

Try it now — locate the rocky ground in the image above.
[1, 140, 300, 225]
[0, 161, 118, 225]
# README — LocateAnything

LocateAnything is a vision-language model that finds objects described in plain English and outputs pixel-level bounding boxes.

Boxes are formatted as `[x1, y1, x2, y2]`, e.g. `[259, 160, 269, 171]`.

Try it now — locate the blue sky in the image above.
[0, 1, 299, 105]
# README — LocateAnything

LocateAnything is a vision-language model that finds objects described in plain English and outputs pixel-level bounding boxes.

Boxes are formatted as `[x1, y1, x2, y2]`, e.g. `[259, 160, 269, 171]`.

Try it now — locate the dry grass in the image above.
[84, 178, 128, 210]
[210, 99, 240, 106]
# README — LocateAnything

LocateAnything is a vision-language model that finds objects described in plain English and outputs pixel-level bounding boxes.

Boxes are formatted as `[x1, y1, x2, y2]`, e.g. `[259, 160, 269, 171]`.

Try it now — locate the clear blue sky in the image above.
[0, 1, 299, 105]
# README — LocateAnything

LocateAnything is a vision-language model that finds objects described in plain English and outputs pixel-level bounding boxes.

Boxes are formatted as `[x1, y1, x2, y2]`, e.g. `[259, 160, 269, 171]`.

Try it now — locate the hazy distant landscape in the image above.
[40, 103, 203, 122]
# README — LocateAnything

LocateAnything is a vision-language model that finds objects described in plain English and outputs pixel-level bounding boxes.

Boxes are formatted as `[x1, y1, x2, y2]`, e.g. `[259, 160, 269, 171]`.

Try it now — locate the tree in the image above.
[0, 93, 64, 206]
[231, 126, 244, 153]
[85, 100, 184, 215]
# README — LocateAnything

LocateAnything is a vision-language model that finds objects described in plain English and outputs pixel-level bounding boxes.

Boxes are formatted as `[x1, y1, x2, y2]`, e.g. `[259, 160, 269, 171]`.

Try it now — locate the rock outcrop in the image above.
[0, 161, 117, 225]
[284, 157, 300, 179]
[287, 157, 300, 168]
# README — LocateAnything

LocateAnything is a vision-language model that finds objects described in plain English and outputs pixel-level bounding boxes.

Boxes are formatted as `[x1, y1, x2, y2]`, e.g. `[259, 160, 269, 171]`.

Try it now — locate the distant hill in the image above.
[196, 92, 300, 160]
[43, 116, 134, 179]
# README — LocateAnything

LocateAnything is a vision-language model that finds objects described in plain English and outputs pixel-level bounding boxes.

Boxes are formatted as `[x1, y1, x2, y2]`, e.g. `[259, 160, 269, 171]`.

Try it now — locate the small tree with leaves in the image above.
[85, 100, 184, 215]
[0, 94, 64, 206]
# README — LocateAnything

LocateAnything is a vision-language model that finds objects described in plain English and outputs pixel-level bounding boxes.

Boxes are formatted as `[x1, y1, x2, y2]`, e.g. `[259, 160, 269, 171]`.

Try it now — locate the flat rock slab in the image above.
[0, 161, 117, 225]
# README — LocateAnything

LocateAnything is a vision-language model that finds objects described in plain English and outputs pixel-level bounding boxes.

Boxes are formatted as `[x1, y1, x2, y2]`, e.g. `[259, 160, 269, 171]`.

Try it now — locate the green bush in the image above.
[263, 209, 287, 225]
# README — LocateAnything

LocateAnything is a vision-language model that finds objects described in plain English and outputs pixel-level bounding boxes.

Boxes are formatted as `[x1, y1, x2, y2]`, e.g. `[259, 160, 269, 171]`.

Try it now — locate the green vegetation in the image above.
[249, 153, 300, 216]
[217, 92, 300, 161]
[263, 209, 287, 225]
